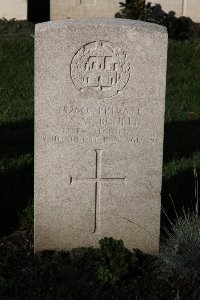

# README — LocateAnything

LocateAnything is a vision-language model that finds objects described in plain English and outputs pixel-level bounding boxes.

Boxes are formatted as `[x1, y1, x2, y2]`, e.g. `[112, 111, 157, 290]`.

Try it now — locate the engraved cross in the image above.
[70, 150, 126, 233]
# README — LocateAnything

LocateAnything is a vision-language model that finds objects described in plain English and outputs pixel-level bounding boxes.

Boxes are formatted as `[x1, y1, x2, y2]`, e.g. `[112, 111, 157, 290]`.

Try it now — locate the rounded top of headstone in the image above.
[35, 18, 167, 35]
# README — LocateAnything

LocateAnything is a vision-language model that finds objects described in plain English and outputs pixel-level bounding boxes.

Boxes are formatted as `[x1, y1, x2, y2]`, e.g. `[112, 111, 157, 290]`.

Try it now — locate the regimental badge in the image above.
[71, 41, 130, 99]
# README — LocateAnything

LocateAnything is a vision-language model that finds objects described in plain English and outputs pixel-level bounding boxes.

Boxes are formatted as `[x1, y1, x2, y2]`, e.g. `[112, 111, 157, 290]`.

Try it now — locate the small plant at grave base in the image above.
[155, 213, 200, 295]
[97, 237, 138, 285]
[155, 170, 200, 296]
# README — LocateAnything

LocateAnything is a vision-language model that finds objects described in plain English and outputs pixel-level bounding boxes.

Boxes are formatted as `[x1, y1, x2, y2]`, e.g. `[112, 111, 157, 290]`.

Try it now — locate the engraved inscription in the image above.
[41, 104, 160, 144]
[57, 105, 138, 130]
[70, 150, 126, 233]
[71, 41, 130, 99]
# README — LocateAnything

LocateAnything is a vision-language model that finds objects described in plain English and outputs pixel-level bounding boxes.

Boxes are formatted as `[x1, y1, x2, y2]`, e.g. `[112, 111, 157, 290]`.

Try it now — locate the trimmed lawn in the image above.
[0, 36, 34, 234]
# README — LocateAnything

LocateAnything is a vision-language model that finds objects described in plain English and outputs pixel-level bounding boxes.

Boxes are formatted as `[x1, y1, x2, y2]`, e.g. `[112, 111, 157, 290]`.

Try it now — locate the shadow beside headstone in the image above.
[163, 120, 200, 163]
[161, 119, 200, 235]
[0, 120, 33, 236]
[161, 167, 198, 236]
[28, 0, 50, 22]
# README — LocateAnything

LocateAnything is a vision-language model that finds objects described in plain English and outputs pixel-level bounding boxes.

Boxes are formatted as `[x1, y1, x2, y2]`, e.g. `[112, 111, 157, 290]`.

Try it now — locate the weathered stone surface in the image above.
[0, 0, 27, 20]
[148, 0, 200, 23]
[186, 0, 200, 23]
[35, 18, 168, 254]
[50, 0, 124, 20]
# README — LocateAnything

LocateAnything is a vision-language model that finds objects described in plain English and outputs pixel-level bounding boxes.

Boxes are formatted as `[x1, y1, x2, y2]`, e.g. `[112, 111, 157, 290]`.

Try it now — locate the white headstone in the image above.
[50, 0, 125, 20]
[34, 19, 168, 254]
[186, 0, 200, 23]
[0, 0, 27, 20]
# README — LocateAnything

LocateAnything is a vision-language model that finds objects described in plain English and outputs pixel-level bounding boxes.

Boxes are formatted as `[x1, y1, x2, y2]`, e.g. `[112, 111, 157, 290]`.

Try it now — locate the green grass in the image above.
[0, 36, 34, 234]
[0, 32, 199, 234]
[165, 39, 200, 122]
[161, 39, 200, 225]
[0, 38, 34, 122]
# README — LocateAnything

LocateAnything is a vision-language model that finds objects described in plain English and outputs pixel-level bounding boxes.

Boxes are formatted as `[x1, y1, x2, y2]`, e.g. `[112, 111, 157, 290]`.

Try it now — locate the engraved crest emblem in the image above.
[70, 41, 130, 99]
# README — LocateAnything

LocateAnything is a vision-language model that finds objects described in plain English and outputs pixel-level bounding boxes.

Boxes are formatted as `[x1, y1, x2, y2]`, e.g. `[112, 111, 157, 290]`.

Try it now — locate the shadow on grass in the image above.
[0, 120, 33, 236]
[163, 120, 200, 163]
[0, 163, 33, 236]
[161, 119, 200, 234]
[161, 167, 198, 235]
[0, 119, 33, 160]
